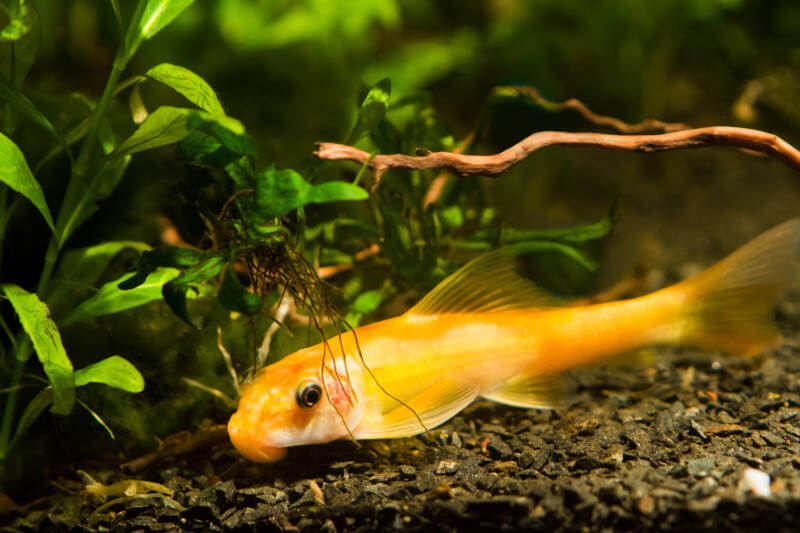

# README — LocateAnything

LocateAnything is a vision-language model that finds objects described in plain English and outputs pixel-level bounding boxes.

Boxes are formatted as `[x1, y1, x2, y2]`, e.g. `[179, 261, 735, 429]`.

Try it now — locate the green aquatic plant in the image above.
[0, 0, 202, 461]
[0, 0, 618, 483]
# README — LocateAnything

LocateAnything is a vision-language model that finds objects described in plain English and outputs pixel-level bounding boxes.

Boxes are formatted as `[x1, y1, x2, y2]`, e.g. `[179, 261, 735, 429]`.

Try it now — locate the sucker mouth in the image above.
[228, 414, 288, 463]
[242, 443, 287, 463]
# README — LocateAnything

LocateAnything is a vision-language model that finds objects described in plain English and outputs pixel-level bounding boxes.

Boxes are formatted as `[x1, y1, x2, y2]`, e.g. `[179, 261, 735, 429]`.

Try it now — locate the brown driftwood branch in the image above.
[490, 86, 689, 134]
[421, 87, 687, 207]
[315, 126, 800, 189]
[120, 424, 229, 473]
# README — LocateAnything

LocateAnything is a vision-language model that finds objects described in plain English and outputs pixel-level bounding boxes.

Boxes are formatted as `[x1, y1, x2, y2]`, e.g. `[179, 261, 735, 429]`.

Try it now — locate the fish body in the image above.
[228, 219, 800, 462]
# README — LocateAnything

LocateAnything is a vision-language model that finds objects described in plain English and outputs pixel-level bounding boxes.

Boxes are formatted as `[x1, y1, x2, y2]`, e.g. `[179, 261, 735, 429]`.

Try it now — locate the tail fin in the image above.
[677, 219, 800, 356]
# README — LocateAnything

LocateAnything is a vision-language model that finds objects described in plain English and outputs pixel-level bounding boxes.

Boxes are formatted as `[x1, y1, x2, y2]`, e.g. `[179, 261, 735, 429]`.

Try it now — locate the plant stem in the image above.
[0, 361, 23, 459]
[0, 185, 7, 272]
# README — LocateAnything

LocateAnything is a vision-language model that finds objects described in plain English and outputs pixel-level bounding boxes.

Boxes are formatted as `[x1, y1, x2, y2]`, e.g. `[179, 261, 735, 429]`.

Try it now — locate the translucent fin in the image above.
[482, 373, 566, 409]
[589, 348, 657, 369]
[353, 379, 479, 439]
[680, 218, 800, 356]
[407, 248, 562, 316]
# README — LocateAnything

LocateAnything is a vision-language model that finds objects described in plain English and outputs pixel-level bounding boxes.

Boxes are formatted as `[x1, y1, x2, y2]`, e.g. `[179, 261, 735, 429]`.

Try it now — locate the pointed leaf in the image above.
[500, 200, 622, 244]
[511, 241, 597, 271]
[138, 0, 195, 42]
[1, 284, 74, 414]
[8, 388, 53, 452]
[217, 268, 261, 314]
[109, 0, 123, 32]
[58, 154, 131, 245]
[251, 165, 368, 222]
[118, 247, 207, 290]
[74, 356, 144, 393]
[0, 72, 63, 146]
[347, 78, 390, 144]
[47, 240, 150, 314]
[110, 106, 191, 158]
[110, 106, 247, 159]
[61, 267, 181, 326]
[146, 63, 224, 115]
[162, 255, 226, 327]
[307, 181, 370, 203]
[0, 133, 54, 232]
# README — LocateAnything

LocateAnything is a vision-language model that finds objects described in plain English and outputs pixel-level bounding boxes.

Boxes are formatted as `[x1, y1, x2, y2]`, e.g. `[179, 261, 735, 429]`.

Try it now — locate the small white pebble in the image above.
[435, 460, 459, 475]
[738, 468, 771, 498]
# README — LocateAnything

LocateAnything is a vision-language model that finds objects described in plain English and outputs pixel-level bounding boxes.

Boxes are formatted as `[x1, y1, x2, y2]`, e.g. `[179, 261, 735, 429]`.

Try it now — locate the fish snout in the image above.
[227, 410, 287, 463]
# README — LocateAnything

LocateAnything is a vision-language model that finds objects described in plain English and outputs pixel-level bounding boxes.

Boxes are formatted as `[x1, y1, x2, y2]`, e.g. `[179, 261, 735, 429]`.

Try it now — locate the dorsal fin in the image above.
[406, 248, 562, 316]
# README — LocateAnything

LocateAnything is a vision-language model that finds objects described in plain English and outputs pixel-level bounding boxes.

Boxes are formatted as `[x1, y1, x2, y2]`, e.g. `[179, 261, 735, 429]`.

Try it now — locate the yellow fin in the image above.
[482, 373, 566, 409]
[680, 218, 800, 356]
[353, 379, 479, 439]
[589, 348, 657, 369]
[407, 249, 562, 316]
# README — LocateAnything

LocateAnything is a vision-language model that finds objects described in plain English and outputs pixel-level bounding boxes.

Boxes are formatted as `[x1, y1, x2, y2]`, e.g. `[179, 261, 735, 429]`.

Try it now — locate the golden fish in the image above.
[228, 219, 800, 462]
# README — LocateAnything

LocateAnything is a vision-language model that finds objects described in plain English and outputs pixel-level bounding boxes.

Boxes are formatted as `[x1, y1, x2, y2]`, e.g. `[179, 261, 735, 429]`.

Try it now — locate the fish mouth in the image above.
[236, 442, 287, 463]
[228, 415, 288, 463]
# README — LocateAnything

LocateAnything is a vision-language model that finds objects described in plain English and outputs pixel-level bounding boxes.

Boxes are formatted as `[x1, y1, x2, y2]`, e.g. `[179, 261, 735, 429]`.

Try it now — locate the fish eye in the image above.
[296, 382, 322, 409]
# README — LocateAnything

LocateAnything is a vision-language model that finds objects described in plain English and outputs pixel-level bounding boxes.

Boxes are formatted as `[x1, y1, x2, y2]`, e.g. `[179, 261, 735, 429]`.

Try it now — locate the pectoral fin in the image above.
[482, 373, 566, 409]
[353, 379, 479, 439]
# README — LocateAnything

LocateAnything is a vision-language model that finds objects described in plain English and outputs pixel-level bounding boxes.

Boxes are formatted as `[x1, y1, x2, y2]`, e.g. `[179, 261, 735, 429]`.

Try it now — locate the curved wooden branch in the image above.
[491, 86, 689, 134]
[315, 126, 800, 189]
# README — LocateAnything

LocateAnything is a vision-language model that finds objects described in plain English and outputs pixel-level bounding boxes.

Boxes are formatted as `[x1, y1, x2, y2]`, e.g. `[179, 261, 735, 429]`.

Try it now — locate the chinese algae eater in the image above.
[228, 219, 800, 462]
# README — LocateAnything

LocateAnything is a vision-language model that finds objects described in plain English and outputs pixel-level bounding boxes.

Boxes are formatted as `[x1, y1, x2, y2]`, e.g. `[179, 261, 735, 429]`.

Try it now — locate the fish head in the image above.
[227, 346, 363, 462]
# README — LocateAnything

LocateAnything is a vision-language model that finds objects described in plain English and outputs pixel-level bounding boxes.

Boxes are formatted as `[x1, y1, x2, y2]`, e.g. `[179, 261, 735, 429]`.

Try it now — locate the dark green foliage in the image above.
[218, 269, 262, 315]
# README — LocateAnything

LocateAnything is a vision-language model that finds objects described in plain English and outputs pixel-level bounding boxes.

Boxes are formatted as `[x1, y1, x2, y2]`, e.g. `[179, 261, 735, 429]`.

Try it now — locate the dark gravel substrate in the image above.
[5, 303, 800, 532]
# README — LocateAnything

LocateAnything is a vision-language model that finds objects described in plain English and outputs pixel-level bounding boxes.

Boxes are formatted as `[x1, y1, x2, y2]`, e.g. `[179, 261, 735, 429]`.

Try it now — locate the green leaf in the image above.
[347, 78, 391, 144]
[0, 133, 55, 233]
[439, 206, 464, 230]
[307, 181, 371, 203]
[110, 106, 191, 158]
[60, 268, 181, 327]
[58, 154, 131, 245]
[110, 106, 247, 159]
[0, 0, 29, 42]
[46, 240, 150, 315]
[162, 255, 226, 327]
[109, 0, 123, 33]
[251, 165, 368, 222]
[1, 284, 74, 414]
[217, 268, 261, 315]
[118, 247, 207, 290]
[345, 290, 384, 327]
[138, 0, 195, 42]
[8, 388, 53, 452]
[74, 356, 144, 393]
[146, 63, 224, 115]
[176, 130, 221, 162]
[0, 72, 64, 146]
[510, 241, 598, 271]
[500, 200, 622, 244]
[352, 290, 383, 314]
[305, 218, 381, 242]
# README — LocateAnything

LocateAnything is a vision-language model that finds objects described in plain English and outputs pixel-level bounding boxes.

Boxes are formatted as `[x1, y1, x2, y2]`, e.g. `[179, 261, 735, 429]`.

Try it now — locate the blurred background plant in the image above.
[2, 0, 800, 496]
